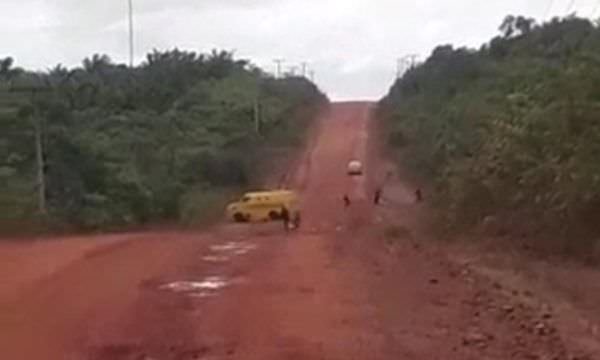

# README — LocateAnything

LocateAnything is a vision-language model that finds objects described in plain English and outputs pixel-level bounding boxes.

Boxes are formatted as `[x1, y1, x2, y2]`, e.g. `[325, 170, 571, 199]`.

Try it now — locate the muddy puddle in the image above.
[196, 241, 258, 264]
[202, 255, 229, 262]
[209, 241, 257, 253]
[160, 276, 228, 298]
[158, 241, 257, 298]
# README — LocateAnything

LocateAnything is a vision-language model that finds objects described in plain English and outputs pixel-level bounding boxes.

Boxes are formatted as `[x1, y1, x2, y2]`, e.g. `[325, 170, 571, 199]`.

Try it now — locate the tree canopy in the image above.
[379, 15, 600, 255]
[0, 50, 327, 230]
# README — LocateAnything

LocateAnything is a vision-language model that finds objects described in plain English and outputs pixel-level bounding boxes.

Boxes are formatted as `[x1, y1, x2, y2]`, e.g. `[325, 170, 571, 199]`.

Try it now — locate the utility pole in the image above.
[32, 89, 48, 215]
[396, 57, 412, 79]
[128, 0, 134, 68]
[301, 62, 308, 77]
[253, 98, 261, 135]
[309, 70, 315, 82]
[11, 85, 50, 215]
[405, 54, 419, 69]
[273, 59, 285, 78]
[31, 103, 45, 215]
[396, 55, 420, 79]
[288, 66, 298, 77]
[396, 58, 404, 79]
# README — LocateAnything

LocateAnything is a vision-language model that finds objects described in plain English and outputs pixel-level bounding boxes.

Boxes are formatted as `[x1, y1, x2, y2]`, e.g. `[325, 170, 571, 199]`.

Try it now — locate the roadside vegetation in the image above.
[379, 15, 600, 257]
[0, 50, 327, 232]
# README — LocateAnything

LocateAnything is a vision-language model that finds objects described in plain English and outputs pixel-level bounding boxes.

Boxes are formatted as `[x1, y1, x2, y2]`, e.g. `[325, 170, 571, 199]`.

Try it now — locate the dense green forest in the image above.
[379, 15, 600, 254]
[0, 50, 326, 231]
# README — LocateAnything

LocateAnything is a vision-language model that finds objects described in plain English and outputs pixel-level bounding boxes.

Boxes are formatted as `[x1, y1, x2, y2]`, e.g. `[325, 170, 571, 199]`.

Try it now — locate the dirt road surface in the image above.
[1, 102, 599, 359]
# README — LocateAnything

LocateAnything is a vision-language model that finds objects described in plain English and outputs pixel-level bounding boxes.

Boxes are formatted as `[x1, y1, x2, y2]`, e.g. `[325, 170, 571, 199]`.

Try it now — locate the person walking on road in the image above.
[292, 212, 301, 231]
[281, 206, 290, 232]
[415, 188, 423, 203]
[343, 195, 351, 208]
[374, 187, 382, 205]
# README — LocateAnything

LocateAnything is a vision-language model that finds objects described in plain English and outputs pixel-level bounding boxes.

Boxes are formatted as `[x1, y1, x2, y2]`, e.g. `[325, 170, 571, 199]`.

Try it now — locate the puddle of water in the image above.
[189, 291, 217, 299]
[210, 242, 240, 252]
[210, 241, 257, 255]
[236, 245, 257, 256]
[202, 255, 230, 262]
[160, 276, 228, 293]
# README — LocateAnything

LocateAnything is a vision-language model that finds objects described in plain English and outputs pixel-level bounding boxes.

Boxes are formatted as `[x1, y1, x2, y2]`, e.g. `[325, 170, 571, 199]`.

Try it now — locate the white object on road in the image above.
[347, 160, 363, 176]
[160, 277, 228, 292]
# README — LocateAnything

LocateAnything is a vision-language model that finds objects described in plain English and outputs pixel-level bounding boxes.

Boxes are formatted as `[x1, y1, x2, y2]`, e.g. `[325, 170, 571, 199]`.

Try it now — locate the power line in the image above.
[591, 0, 600, 17]
[565, 0, 577, 14]
[543, 0, 555, 18]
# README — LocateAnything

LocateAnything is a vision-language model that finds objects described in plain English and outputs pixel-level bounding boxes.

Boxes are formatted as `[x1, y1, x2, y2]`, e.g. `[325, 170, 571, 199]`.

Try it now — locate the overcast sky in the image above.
[1, 0, 598, 100]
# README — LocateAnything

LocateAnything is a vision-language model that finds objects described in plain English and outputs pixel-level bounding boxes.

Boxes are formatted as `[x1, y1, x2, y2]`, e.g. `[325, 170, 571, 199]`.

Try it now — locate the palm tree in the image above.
[82, 54, 112, 75]
[0, 57, 23, 82]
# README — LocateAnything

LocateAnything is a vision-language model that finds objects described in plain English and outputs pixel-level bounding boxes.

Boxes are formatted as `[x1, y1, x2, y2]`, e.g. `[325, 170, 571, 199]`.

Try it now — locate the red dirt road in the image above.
[1, 102, 599, 360]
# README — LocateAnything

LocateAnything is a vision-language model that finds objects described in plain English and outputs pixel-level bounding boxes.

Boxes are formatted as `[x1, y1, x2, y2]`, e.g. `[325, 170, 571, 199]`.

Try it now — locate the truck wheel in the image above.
[233, 213, 246, 223]
[268, 211, 281, 220]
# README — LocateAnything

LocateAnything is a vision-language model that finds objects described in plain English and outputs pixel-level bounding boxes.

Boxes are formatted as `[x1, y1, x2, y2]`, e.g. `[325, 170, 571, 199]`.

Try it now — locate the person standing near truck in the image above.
[292, 211, 301, 230]
[281, 206, 290, 232]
